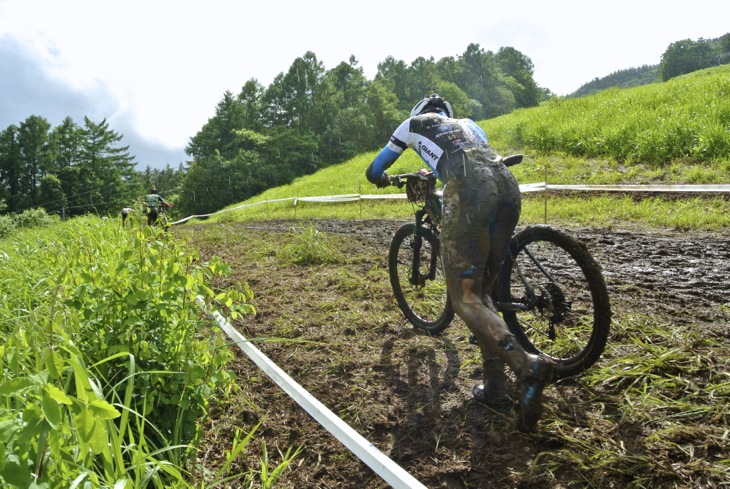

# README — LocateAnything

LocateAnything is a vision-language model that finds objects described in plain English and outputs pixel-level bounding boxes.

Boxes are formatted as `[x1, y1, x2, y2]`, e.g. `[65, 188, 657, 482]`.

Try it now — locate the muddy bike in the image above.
[387, 160, 611, 378]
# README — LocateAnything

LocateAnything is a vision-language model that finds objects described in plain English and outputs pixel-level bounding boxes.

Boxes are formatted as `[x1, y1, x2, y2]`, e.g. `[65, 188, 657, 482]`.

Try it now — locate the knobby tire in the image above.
[388, 223, 454, 335]
[495, 225, 611, 378]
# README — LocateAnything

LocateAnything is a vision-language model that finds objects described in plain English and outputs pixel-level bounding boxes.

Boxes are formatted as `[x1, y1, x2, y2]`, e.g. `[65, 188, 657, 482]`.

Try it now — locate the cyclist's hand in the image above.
[375, 171, 391, 188]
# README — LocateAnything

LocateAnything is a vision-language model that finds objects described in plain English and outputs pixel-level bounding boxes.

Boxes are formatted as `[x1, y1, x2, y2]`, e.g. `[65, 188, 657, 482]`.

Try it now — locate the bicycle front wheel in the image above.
[495, 225, 611, 378]
[388, 223, 454, 335]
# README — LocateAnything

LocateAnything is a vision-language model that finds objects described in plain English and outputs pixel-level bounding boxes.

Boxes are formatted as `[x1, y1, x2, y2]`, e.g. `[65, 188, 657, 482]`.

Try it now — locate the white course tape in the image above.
[170, 182, 730, 226]
[196, 297, 428, 489]
[547, 183, 730, 192]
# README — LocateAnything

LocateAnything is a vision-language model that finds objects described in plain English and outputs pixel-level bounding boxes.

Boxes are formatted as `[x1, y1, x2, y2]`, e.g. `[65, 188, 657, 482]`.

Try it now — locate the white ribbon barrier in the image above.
[170, 183, 730, 226]
[547, 183, 730, 192]
[196, 297, 428, 489]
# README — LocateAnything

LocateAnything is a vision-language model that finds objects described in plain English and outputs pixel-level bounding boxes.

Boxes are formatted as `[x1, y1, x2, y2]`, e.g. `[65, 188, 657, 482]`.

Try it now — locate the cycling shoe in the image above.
[516, 356, 554, 432]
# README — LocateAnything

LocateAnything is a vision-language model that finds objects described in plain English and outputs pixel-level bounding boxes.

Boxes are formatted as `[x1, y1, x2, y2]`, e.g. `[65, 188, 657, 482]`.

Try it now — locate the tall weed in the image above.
[0, 217, 255, 487]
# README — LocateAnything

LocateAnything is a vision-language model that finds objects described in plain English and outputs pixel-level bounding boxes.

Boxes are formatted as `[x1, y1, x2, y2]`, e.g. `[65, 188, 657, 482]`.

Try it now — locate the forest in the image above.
[1, 33, 728, 220]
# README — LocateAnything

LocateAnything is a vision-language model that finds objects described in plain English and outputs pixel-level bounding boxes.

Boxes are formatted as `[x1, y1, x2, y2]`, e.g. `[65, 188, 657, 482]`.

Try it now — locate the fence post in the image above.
[542, 163, 548, 224]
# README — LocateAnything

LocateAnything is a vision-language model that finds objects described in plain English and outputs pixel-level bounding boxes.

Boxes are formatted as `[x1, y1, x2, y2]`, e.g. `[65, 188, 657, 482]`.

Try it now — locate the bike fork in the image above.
[409, 210, 426, 286]
[409, 210, 440, 286]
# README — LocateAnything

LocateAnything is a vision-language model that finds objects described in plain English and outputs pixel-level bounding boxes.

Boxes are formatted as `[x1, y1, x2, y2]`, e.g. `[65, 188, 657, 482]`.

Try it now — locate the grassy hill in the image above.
[569, 64, 661, 98]
[188, 66, 730, 231]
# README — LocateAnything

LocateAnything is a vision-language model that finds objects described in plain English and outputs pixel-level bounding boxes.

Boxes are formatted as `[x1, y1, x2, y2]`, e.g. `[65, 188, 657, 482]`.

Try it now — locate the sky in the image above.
[1, 0, 728, 170]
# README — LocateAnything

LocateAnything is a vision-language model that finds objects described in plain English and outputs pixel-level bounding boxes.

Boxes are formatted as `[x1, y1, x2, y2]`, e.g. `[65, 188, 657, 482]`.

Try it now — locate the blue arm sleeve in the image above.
[365, 146, 401, 184]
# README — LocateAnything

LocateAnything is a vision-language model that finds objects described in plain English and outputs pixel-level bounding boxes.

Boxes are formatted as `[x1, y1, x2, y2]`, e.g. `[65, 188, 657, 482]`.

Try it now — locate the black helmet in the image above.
[410, 93, 454, 118]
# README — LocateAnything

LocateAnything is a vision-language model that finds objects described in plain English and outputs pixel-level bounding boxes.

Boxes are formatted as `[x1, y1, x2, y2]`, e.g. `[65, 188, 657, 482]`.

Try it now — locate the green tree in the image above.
[18, 115, 52, 208]
[49, 116, 83, 171]
[0, 124, 23, 211]
[407, 56, 442, 103]
[179, 128, 270, 215]
[660, 38, 714, 81]
[260, 51, 327, 132]
[179, 151, 258, 215]
[318, 57, 374, 162]
[38, 173, 67, 215]
[238, 79, 266, 132]
[375, 56, 410, 109]
[262, 127, 320, 183]
[434, 81, 482, 120]
[186, 91, 247, 160]
[74, 117, 135, 215]
[458, 43, 515, 117]
[364, 80, 405, 142]
[435, 55, 465, 87]
[495, 46, 542, 107]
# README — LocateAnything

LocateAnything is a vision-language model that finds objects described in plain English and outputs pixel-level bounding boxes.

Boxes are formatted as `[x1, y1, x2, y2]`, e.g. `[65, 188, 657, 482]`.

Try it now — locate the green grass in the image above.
[532, 311, 730, 487]
[481, 65, 730, 164]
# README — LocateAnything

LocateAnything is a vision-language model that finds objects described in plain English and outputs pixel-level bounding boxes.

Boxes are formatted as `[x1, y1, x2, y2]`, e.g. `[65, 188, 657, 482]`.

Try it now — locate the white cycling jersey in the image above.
[367, 111, 491, 182]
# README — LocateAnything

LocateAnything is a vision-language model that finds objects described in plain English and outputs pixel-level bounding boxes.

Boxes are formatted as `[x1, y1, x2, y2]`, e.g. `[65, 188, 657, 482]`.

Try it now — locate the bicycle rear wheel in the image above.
[495, 225, 611, 378]
[388, 223, 454, 335]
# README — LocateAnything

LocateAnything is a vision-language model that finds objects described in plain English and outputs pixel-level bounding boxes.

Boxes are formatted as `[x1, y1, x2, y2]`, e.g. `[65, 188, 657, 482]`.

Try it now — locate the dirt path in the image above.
[239, 219, 729, 333]
[180, 220, 729, 488]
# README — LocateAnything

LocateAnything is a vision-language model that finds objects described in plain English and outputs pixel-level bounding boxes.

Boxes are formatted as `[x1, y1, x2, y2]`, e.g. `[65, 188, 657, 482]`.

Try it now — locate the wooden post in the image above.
[542, 163, 548, 224]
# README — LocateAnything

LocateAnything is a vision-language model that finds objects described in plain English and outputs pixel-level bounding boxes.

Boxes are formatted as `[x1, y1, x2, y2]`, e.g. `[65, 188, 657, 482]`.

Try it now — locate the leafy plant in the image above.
[0, 216, 256, 487]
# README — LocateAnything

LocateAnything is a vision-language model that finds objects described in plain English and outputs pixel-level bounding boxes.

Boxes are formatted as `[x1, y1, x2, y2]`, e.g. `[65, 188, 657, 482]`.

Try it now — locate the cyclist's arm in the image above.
[365, 146, 401, 184]
[365, 119, 411, 185]
[156, 195, 171, 208]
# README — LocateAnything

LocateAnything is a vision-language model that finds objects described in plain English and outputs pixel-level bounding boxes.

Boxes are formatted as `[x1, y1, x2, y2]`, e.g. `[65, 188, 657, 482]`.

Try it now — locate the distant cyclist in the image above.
[144, 187, 172, 226]
[120, 206, 134, 225]
[365, 93, 554, 432]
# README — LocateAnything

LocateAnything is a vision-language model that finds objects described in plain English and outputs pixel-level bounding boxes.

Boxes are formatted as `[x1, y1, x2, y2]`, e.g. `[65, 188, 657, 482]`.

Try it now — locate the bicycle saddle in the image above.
[501, 154, 524, 167]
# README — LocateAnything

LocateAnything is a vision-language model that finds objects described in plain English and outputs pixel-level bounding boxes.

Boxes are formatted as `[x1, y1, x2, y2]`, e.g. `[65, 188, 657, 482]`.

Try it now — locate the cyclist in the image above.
[144, 187, 172, 226]
[366, 94, 554, 432]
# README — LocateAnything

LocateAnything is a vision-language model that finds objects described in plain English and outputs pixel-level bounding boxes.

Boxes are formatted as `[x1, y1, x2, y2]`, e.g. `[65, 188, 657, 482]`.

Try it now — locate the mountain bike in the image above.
[147, 202, 173, 230]
[386, 159, 611, 378]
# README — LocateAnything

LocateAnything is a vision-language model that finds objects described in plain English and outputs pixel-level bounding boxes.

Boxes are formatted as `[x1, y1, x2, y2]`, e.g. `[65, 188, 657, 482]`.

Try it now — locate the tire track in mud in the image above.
[245, 219, 730, 333]
[573, 228, 729, 333]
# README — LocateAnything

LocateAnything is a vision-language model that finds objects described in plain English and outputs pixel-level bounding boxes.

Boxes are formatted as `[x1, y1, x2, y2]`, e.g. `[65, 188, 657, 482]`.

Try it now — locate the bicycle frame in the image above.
[393, 172, 443, 287]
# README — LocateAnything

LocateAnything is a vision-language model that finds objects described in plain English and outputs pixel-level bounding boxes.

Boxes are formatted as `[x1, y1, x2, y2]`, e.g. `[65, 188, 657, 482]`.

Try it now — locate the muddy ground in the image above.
[177, 219, 729, 488]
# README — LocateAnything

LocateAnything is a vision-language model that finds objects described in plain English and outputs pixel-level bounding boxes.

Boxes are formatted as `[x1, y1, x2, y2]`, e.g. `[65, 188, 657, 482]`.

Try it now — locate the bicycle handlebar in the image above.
[389, 172, 433, 188]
